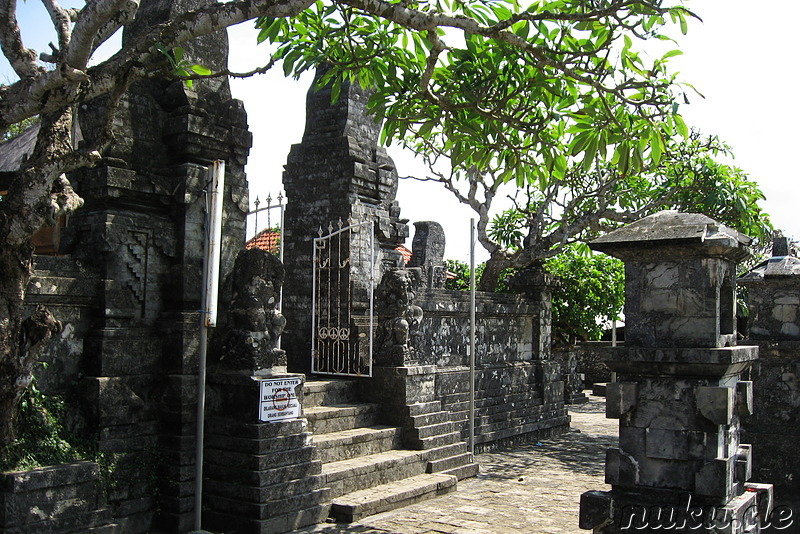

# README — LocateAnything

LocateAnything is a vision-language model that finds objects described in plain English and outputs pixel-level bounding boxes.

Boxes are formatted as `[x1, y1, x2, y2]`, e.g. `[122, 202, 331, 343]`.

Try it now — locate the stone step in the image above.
[441, 462, 481, 481]
[427, 452, 475, 474]
[303, 379, 359, 408]
[411, 431, 461, 450]
[329, 473, 457, 523]
[414, 420, 455, 439]
[406, 401, 447, 417]
[409, 410, 452, 428]
[423, 441, 469, 463]
[312, 425, 403, 464]
[322, 449, 429, 499]
[304, 403, 380, 434]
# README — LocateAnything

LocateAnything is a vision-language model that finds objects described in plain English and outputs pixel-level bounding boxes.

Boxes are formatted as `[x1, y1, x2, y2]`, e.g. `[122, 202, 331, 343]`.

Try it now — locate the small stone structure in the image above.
[738, 237, 800, 498]
[580, 211, 773, 533]
[407, 222, 447, 289]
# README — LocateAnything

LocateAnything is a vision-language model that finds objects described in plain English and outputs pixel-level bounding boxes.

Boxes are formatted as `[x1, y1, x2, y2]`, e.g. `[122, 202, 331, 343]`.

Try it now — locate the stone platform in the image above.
[292, 394, 795, 534]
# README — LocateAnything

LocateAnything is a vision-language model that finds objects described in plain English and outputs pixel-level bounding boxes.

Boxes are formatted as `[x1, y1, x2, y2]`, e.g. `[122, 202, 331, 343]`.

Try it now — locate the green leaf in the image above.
[189, 64, 212, 75]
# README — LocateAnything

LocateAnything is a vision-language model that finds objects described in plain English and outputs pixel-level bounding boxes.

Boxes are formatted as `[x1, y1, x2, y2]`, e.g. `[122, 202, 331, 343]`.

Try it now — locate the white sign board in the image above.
[258, 377, 302, 423]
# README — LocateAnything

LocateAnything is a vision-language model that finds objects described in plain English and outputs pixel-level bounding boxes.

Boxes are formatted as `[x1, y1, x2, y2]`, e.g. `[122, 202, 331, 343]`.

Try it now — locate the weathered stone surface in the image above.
[0, 462, 112, 532]
[213, 248, 287, 374]
[581, 212, 770, 533]
[282, 68, 409, 375]
[406, 222, 446, 289]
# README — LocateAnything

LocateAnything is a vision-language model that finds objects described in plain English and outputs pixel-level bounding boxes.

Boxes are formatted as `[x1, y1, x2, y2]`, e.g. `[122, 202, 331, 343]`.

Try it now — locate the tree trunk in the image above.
[0, 111, 73, 447]
[0, 229, 59, 445]
[477, 250, 513, 292]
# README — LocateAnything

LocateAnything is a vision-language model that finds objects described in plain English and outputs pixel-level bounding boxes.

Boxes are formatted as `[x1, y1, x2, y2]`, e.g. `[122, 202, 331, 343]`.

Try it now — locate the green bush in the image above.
[0, 380, 91, 472]
[545, 246, 624, 345]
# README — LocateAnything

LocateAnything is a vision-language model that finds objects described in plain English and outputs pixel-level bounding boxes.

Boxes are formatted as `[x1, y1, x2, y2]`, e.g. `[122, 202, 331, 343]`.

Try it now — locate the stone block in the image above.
[645, 428, 689, 460]
[735, 381, 753, 417]
[735, 444, 752, 483]
[695, 457, 734, 498]
[578, 490, 614, 530]
[605, 448, 639, 487]
[606, 382, 637, 419]
[696, 386, 734, 425]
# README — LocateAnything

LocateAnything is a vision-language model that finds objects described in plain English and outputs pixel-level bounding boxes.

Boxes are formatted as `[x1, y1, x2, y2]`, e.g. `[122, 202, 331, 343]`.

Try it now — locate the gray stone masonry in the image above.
[23, 0, 252, 528]
[203, 373, 330, 533]
[0, 461, 116, 533]
[282, 67, 409, 375]
[407, 222, 447, 289]
[738, 237, 800, 497]
[581, 211, 773, 533]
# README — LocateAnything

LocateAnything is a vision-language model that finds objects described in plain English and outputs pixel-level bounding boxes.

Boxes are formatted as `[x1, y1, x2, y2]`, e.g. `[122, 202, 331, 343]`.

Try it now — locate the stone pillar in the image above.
[281, 68, 409, 375]
[580, 211, 773, 533]
[204, 249, 327, 532]
[507, 266, 564, 404]
[407, 221, 447, 288]
[738, 237, 800, 501]
[59, 0, 251, 527]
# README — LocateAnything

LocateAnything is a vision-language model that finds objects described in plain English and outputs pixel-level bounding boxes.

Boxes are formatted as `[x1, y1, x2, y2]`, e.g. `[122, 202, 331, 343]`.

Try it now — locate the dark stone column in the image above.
[281, 68, 408, 375]
[57, 0, 252, 528]
[738, 238, 800, 504]
[580, 211, 773, 533]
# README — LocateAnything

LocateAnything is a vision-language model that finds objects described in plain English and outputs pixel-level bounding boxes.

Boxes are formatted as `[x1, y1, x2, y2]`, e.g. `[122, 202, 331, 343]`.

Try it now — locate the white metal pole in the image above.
[369, 219, 375, 376]
[194, 160, 225, 532]
[469, 218, 476, 455]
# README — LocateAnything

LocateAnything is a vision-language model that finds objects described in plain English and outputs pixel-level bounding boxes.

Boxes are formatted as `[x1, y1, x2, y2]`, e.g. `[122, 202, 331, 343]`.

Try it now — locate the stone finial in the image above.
[216, 248, 287, 375]
[407, 221, 446, 288]
[773, 236, 791, 257]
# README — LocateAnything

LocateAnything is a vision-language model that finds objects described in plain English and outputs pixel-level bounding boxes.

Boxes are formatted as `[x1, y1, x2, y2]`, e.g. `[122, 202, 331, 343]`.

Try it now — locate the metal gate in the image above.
[311, 218, 374, 377]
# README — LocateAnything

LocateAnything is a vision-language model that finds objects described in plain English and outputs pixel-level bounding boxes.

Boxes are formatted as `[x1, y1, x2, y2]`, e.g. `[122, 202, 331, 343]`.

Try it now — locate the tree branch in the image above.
[40, 0, 73, 60]
[0, 0, 40, 78]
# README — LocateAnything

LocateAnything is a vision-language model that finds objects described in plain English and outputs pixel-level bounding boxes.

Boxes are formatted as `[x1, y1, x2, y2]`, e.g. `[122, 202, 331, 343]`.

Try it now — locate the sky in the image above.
[3, 1, 799, 263]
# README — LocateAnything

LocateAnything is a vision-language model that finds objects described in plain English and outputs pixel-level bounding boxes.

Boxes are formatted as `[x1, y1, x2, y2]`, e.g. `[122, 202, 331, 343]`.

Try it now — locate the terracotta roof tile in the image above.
[395, 244, 412, 264]
[246, 229, 280, 254]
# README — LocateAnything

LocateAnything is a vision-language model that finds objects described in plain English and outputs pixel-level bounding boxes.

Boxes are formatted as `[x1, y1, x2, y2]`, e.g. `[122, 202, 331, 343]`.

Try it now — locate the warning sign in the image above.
[258, 377, 302, 423]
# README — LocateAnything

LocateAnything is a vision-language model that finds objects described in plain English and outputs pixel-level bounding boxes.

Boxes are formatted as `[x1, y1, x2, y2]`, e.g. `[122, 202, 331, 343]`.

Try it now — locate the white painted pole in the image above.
[194, 160, 225, 532]
[469, 218, 476, 455]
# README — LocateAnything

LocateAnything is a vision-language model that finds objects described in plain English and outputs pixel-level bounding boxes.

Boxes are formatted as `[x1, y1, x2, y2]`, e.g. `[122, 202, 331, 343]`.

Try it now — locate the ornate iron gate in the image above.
[311, 218, 374, 377]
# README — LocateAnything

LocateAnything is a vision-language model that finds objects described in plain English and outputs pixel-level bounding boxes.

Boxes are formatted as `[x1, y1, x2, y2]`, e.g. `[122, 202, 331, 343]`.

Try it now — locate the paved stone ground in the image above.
[296, 393, 616, 534]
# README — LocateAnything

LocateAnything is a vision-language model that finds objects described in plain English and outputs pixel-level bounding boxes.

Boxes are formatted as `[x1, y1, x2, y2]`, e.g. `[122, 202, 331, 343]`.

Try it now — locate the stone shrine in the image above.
[738, 237, 800, 499]
[580, 211, 773, 533]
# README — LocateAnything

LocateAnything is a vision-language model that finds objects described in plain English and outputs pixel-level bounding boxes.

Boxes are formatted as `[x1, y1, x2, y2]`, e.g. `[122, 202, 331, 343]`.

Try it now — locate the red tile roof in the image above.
[395, 244, 412, 264]
[246, 229, 280, 254]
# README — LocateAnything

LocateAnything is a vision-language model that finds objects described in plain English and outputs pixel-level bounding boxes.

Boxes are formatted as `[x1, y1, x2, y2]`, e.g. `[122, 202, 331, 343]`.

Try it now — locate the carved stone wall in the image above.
[23, 0, 252, 530]
[412, 287, 569, 450]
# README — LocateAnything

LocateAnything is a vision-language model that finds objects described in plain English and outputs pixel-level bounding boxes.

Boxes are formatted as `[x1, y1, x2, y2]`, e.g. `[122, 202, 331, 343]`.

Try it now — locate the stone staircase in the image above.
[303, 379, 479, 523]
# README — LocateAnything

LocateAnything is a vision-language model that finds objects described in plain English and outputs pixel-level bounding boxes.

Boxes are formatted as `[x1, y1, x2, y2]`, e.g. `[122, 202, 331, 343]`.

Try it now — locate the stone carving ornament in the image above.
[375, 267, 424, 365]
[216, 248, 287, 374]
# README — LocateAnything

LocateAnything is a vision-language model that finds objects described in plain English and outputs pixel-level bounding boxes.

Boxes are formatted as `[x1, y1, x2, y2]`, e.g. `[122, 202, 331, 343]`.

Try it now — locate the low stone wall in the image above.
[0, 461, 115, 533]
[563, 341, 615, 387]
[414, 289, 569, 451]
[741, 340, 800, 498]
